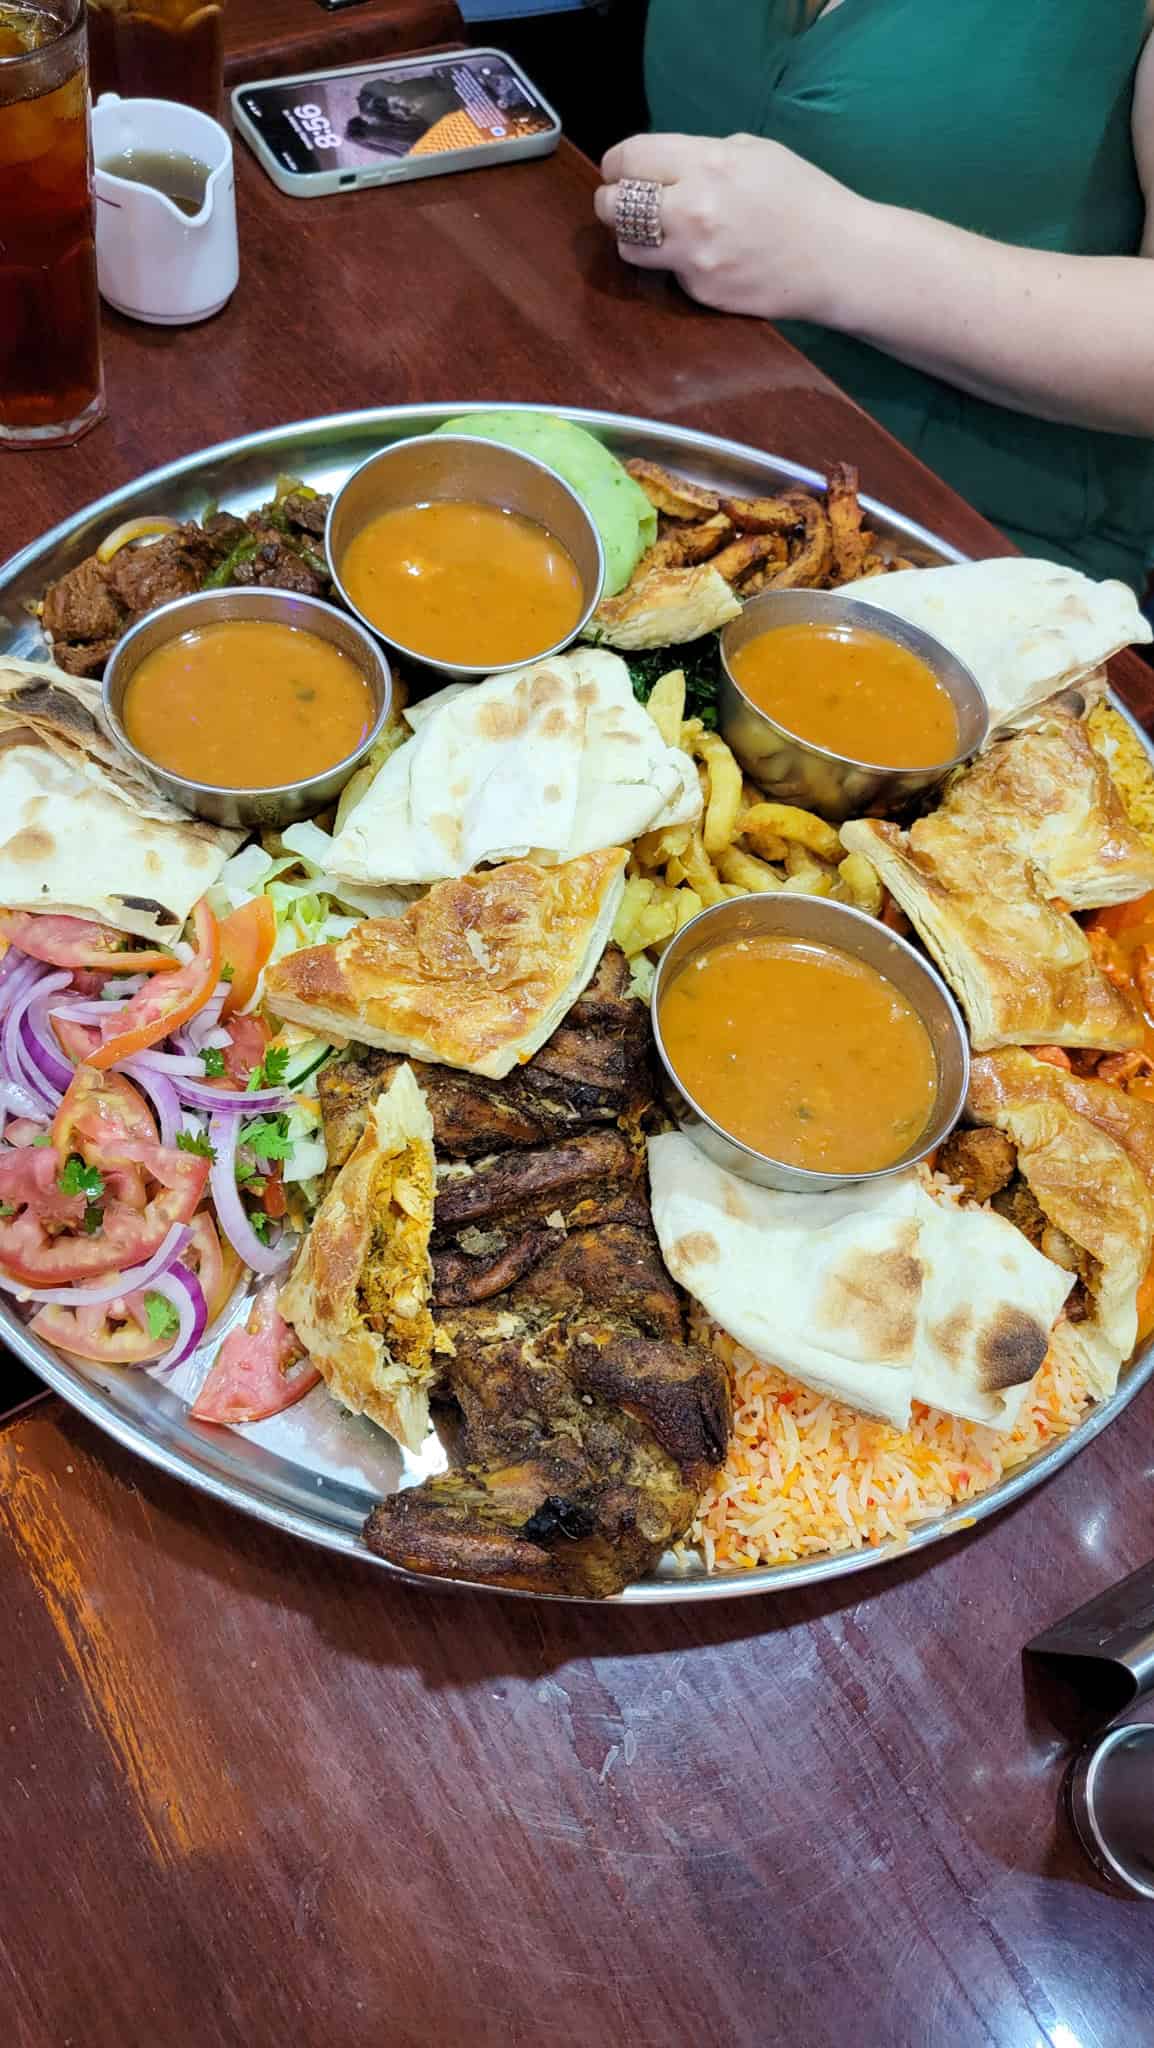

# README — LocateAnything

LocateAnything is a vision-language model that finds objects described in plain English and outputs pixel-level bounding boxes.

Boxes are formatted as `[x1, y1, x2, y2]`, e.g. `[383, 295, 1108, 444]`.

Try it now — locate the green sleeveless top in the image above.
[644, 0, 1153, 590]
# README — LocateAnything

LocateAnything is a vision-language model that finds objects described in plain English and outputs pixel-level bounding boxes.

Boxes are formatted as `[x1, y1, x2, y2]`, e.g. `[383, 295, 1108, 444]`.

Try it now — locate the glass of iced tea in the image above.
[87, 1, 226, 118]
[0, 1, 104, 447]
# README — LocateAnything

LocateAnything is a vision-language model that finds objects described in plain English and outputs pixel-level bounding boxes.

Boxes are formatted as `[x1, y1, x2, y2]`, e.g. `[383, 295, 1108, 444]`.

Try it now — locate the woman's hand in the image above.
[595, 132, 870, 326]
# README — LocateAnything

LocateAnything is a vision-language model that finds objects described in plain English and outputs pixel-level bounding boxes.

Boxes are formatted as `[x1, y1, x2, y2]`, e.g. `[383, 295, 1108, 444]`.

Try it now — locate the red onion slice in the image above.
[147, 1264, 208, 1369]
[5, 1221, 192, 1307]
[52, 998, 133, 1024]
[0, 947, 31, 1001]
[2, 966, 59, 1117]
[119, 1058, 181, 1147]
[125, 1047, 207, 1078]
[209, 1110, 294, 1277]
[21, 978, 76, 1095]
[0, 1076, 49, 1122]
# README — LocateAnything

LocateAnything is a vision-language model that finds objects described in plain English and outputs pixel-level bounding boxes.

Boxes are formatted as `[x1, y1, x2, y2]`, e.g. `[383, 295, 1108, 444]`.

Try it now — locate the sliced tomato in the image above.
[85, 899, 221, 1072]
[191, 1281, 318, 1425]
[219, 1012, 269, 1089]
[0, 1139, 209, 1286]
[0, 1145, 85, 1227]
[0, 909, 175, 973]
[30, 1294, 167, 1366]
[53, 1066, 158, 1161]
[261, 1161, 287, 1220]
[185, 1211, 242, 1325]
[219, 897, 277, 1018]
[53, 1016, 101, 1063]
[30, 1214, 238, 1365]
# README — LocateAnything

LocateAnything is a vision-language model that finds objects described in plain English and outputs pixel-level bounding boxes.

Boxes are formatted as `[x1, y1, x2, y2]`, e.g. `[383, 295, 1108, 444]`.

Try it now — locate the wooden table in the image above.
[4, 141, 1153, 2048]
[222, 0, 462, 86]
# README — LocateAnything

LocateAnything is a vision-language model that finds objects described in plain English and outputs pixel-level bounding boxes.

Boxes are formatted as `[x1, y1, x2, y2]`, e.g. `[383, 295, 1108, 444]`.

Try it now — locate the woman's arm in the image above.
[596, 36, 1154, 437]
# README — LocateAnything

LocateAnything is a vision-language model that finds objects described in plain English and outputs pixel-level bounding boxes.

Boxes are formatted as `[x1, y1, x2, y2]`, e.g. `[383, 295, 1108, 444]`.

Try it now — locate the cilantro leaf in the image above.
[0, 1201, 14, 1219]
[59, 1154, 104, 1201]
[201, 1046, 227, 1078]
[82, 1203, 104, 1235]
[219, 962, 235, 983]
[29, 1132, 51, 1148]
[240, 1115, 292, 1163]
[144, 1292, 180, 1343]
[176, 1129, 216, 1160]
[248, 1209, 271, 1243]
[247, 1043, 290, 1092]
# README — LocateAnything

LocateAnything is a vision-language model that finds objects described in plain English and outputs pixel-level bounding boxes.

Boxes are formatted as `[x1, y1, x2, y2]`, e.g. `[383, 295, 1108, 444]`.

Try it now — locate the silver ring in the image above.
[615, 177, 664, 249]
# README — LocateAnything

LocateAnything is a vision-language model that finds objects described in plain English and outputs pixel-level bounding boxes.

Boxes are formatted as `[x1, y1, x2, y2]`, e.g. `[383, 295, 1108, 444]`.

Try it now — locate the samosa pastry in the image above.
[266, 850, 628, 1079]
[968, 1050, 1154, 1399]
[927, 707, 1154, 910]
[279, 1065, 436, 1450]
[842, 817, 1142, 1054]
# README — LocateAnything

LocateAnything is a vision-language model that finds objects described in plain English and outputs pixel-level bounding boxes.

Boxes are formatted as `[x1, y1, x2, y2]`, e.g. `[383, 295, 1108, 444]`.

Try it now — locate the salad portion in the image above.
[0, 846, 356, 1425]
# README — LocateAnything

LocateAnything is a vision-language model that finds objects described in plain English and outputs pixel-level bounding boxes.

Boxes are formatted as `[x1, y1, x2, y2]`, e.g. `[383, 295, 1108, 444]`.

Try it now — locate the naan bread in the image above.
[925, 706, 1154, 910]
[842, 817, 1142, 1053]
[317, 648, 699, 888]
[0, 733, 239, 942]
[266, 850, 627, 1079]
[648, 1134, 1071, 1429]
[586, 561, 741, 650]
[279, 1065, 436, 1450]
[837, 559, 1151, 730]
[968, 1050, 1154, 1398]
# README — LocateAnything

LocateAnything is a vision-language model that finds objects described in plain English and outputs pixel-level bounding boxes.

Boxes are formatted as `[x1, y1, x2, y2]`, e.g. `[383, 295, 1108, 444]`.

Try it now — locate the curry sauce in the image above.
[729, 622, 959, 769]
[659, 935, 938, 1174]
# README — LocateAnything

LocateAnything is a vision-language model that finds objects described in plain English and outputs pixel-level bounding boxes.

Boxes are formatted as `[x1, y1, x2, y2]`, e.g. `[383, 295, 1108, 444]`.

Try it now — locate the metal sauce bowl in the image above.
[325, 433, 605, 681]
[102, 586, 392, 830]
[720, 588, 988, 824]
[650, 892, 970, 1194]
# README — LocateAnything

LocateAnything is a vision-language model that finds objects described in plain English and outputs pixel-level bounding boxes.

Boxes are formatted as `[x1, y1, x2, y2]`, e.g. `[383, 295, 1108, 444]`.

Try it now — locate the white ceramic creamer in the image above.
[92, 95, 239, 326]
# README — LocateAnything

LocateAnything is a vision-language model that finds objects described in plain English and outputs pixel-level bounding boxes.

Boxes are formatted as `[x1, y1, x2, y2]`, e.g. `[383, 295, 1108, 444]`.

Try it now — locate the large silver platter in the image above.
[3, 402, 1151, 1605]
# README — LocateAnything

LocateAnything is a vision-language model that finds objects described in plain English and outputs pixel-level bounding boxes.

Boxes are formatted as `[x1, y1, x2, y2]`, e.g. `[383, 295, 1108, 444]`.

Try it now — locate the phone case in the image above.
[231, 48, 562, 200]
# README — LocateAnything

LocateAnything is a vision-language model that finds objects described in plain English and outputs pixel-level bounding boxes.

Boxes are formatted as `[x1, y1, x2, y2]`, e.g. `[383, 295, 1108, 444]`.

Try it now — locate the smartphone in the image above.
[232, 48, 562, 200]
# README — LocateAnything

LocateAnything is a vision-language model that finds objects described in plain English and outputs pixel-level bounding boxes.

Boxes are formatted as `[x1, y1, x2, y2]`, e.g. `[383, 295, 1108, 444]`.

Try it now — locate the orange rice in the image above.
[693, 1325, 1093, 1571]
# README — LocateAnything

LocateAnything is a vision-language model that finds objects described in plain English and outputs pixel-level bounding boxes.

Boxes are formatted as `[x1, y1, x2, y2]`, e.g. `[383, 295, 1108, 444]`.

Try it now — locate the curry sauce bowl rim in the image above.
[324, 431, 606, 681]
[101, 585, 393, 814]
[719, 586, 989, 778]
[649, 892, 971, 1194]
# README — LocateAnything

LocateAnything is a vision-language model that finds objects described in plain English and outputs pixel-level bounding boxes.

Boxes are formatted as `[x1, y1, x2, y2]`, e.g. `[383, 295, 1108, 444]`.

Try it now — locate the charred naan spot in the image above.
[540, 707, 574, 740]
[671, 1230, 720, 1270]
[575, 682, 598, 712]
[818, 1247, 922, 1358]
[720, 1181, 748, 1223]
[477, 698, 530, 743]
[2, 827, 54, 864]
[430, 813, 462, 861]
[543, 783, 562, 804]
[117, 895, 177, 924]
[929, 1307, 972, 1367]
[450, 780, 468, 801]
[143, 851, 162, 877]
[978, 1306, 1048, 1391]
[528, 672, 564, 709]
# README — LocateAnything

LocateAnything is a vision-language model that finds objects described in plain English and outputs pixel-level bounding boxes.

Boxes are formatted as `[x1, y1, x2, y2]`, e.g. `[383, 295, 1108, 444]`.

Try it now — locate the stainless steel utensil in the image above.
[719, 588, 988, 824]
[1066, 1722, 1154, 1899]
[1026, 1558, 1154, 1721]
[102, 585, 392, 830]
[649, 891, 970, 1193]
[326, 432, 604, 679]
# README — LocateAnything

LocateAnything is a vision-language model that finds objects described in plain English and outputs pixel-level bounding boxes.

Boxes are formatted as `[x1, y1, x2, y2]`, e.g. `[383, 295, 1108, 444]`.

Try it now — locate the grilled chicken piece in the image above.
[366, 1282, 730, 1597]
[318, 945, 650, 1171]
[937, 1127, 1018, 1205]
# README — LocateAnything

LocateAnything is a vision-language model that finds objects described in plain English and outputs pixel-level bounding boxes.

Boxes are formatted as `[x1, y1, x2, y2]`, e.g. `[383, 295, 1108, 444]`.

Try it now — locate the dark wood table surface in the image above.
[221, 0, 462, 86]
[3, 136, 1153, 2048]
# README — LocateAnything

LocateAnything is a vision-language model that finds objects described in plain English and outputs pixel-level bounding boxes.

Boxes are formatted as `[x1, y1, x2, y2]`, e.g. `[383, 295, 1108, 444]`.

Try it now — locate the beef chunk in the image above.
[51, 635, 122, 679]
[279, 490, 331, 536]
[938, 1127, 1017, 1205]
[42, 556, 126, 645]
[105, 526, 219, 614]
[231, 531, 328, 595]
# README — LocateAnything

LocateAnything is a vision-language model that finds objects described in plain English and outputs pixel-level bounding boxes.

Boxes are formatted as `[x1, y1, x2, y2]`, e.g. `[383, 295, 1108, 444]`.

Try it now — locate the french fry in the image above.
[680, 829, 729, 907]
[672, 886, 704, 930]
[782, 854, 834, 897]
[697, 731, 744, 856]
[634, 820, 692, 868]
[837, 850, 884, 916]
[717, 846, 784, 893]
[645, 668, 686, 748]
[736, 828, 788, 863]
[679, 716, 705, 754]
[741, 801, 842, 864]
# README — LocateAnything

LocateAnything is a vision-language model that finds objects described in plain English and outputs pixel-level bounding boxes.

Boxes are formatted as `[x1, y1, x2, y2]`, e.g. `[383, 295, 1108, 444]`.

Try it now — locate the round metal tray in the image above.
[3, 402, 1151, 1604]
